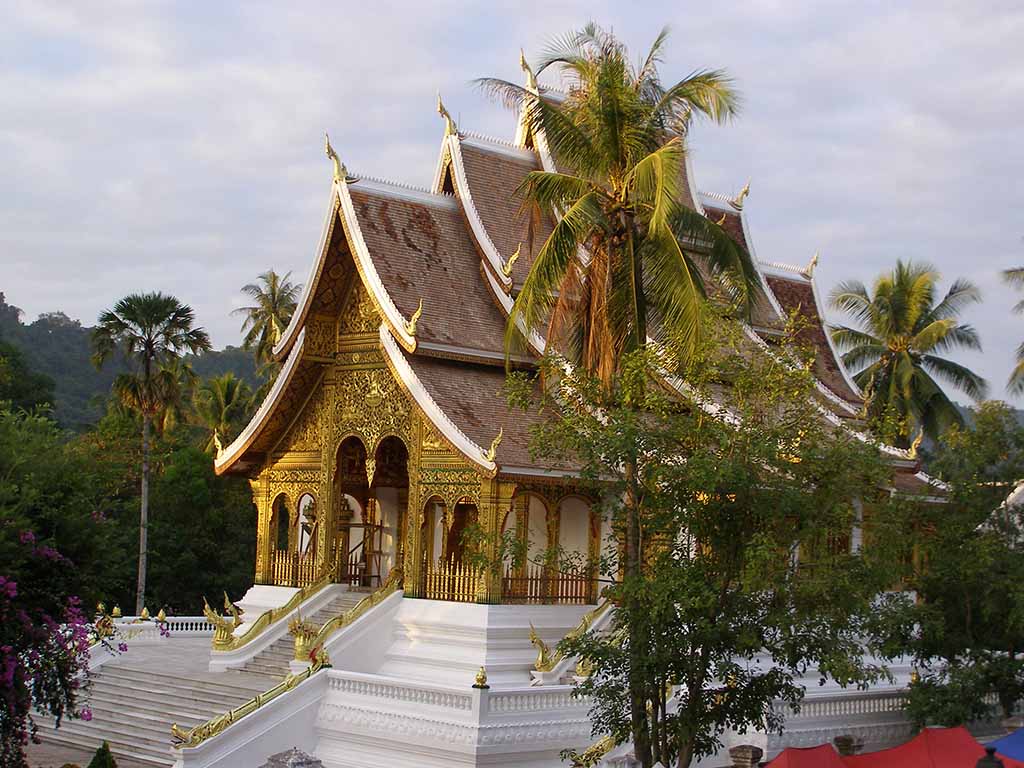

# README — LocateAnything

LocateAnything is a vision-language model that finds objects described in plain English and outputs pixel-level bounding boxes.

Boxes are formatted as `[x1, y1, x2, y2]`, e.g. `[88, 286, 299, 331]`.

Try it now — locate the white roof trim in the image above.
[336, 180, 419, 352]
[379, 325, 495, 474]
[272, 184, 337, 360]
[759, 259, 810, 278]
[482, 261, 546, 356]
[216, 328, 306, 473]
[447, 134, 513, 290]
[430, 134, 451, 194]
[349, 176, 457, 208]
[684, 153, 706, 217]
[461, 132, 537, 161]
[417, 341, 533, 366]
[809, 270, 865, 400]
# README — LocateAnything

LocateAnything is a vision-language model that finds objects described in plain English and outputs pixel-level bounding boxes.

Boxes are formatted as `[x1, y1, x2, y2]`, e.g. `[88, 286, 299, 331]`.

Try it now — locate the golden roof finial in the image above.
[715, 212, 727, 227]
[731, 179, 751, 210]
[908, 427, 924, 459]
[325, 132, 349, 184]
[520, 49, 538, 91]
[485, 427, 503, 462]
[802, 251, 820, 279]
[437, 93, 457, 137]
[502, 243, 522, 279]
[213, 430, 223, 458]
[404, 298, 424, 337]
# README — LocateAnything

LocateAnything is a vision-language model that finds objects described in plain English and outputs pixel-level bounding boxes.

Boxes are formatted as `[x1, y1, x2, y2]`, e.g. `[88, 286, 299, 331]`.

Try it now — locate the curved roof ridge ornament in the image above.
[404, 298, 423, 337]
[485, 427, 503, 462]
[730, 179, 751, 211]
[801, 251, 820, 279]
[437, 92, 458, 138]
[325, 133, 357, 184]
[502, 243, 522, 280]
[520, 49, 539, 92]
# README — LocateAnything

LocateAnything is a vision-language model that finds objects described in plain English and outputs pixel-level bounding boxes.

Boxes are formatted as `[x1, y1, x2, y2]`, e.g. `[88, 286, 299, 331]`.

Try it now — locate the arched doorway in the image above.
[370, 436, 409, 580]
[334, 436, 369, 585]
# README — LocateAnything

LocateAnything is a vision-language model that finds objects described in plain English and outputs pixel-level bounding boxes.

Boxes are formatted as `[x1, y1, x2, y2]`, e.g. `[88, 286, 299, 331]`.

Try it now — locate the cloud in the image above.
[1, 1, 1022, 401]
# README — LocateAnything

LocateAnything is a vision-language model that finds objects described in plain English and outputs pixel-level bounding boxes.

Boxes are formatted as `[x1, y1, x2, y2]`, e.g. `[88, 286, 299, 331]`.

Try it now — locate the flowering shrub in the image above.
[0, 533, 95, 767]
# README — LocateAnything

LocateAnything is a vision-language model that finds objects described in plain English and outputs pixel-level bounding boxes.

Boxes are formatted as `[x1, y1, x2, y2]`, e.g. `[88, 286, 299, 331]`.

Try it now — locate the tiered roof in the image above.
[215, 59, 939, 496]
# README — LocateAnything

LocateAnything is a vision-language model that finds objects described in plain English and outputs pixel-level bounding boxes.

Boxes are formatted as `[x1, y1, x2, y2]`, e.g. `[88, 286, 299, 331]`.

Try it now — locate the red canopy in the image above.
[767, 727, 1024, 768]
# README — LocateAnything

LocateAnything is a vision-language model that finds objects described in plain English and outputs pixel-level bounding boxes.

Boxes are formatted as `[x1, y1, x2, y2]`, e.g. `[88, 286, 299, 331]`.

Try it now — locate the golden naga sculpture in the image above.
[172, 654, 330, 749]
[533, 600, 612, 673]
[437, 93, 458, 137]
[908, 428, 925, 459]
[715, 212, 728, 227]
[567, 734, 615, 768]
[306, 566, 404, 662]
[529, 622, 553, 670]
[404, 298, 424, 337]
[203, 592, 244, 651]
[485, 427, 503, 463]
[289, 614, 320, 662]
[730, 179, 751, 211]
[502, 243, 521, 279]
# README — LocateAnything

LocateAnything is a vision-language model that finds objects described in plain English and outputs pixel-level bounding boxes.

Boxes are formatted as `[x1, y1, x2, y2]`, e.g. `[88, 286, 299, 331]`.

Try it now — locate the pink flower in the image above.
[117, 643, 128, 653]
[19, 530, 35, 545]
[79, 708, 92, 722]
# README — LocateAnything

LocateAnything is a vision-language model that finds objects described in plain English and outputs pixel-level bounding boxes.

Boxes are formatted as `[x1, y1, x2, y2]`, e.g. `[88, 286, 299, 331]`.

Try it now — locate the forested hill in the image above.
[0, 292, 257, 430]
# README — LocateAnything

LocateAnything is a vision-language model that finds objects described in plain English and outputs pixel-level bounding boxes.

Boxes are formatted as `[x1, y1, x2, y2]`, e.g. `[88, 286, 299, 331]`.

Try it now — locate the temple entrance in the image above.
[332, 435, 408, 588]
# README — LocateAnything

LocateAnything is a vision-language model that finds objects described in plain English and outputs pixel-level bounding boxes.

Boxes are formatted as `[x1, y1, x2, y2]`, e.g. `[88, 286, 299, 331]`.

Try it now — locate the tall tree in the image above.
[91, 293, 211, 614]
[829, 260, 986, 444]
[232, 270, 301, 366]
[481, 25, 760, 767]
[1003, 267, 1024, 394]
[193, 372, 253, 453]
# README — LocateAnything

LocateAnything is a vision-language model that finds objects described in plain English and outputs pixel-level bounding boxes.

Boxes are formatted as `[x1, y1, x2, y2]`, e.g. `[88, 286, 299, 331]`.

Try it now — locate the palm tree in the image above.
[481, 26, 759, 768]
[92, 293, 211, 614]
[232, 270, 302, 366]
[193, 373, 253, 453]
[829, 260, 986, 444]
[1002, 267, 1024, 394]
[479, 24, 758, 385]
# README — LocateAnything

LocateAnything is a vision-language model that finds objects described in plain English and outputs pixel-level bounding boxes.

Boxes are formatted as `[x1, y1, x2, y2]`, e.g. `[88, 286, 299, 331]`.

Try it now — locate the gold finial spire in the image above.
[437, 93, 457, 137]
[325, 132, 348, 183]
[715, 212, 727, 227]
[731, 179, 751, 210]
[908, 428, 924, 459]
[213, 431, 223, 458]
[802, 251, 820, 279]
[520, 49, 538, 91]
[404, 298, 424, 337]
[502, 243, 522, 279]
[485, 427, 503, 462]
[473, 666, 490, 689]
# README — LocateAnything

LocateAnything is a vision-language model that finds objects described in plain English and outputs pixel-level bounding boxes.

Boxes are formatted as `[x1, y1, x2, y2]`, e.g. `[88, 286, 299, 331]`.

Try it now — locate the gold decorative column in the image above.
[402, 417, 425, 597]
[252, 471, 273, 584]
[475, 477, 515, 604]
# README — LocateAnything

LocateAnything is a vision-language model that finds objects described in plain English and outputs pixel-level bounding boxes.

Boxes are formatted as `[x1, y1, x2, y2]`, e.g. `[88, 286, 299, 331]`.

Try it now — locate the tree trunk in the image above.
[624, 458, 652, 766]
[135, 414, 151, 615]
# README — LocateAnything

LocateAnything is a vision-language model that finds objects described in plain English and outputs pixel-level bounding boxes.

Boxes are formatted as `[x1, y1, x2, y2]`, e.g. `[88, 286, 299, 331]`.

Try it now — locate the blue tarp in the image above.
[990, 728, 1024, 762]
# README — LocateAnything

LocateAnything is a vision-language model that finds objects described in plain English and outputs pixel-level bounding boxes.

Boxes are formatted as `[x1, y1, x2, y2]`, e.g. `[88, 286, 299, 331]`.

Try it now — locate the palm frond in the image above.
[920, 354, 988, 401]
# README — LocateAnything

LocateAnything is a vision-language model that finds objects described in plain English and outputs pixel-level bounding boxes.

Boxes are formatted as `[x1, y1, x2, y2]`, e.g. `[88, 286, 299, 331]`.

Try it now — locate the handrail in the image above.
[205, 563, 337, 652]
[532, 599, 612, 673]
[170, 655, 328, 748]
[301, 566, 403, 660]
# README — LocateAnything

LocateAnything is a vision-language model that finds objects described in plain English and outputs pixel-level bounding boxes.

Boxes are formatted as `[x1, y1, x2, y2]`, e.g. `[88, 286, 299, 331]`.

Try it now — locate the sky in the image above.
[2, 1, 1022, 403]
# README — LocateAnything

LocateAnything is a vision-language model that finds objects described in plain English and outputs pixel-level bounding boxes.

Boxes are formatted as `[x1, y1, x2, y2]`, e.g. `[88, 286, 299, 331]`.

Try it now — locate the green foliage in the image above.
[508, 318, 905, 768]
[146, 445, 256, 614]
[0, 293, 255, 430]
[192, 373, 253, 453]
[881, 401, 1024, 723]
[232, 270, 301, 365]
[86, 741, 117, 768]
[1001, 267, 1024, 395]
[829, 260, 986, 444]
[0, 337, 54, 413]
[478, 25, 758, 381]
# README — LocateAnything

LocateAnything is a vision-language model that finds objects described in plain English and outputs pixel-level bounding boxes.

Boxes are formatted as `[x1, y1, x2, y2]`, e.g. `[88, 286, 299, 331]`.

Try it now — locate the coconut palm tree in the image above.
[193, 372, 253, 453]
[479, 24, 758, 385]
[1002, 267, 1024, 395]
[233, 270, 302, 365]
[829, 260, 986, 444]
[481, 26, 759, 768]
[92, 293, 211, 614]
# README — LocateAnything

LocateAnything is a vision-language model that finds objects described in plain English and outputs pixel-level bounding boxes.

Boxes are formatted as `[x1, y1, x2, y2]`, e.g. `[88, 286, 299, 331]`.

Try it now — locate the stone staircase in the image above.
[32, 643, 269, 767]
[238, 589, 370, 680]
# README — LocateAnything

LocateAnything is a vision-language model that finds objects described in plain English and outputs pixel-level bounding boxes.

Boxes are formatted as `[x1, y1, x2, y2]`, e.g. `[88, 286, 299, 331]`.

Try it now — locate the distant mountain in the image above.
[0, 292, 257, 431]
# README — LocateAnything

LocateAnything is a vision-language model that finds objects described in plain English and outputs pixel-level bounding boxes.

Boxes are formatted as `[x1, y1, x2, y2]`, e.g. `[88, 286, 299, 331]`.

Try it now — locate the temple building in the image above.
[43, 55, 938, 768]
